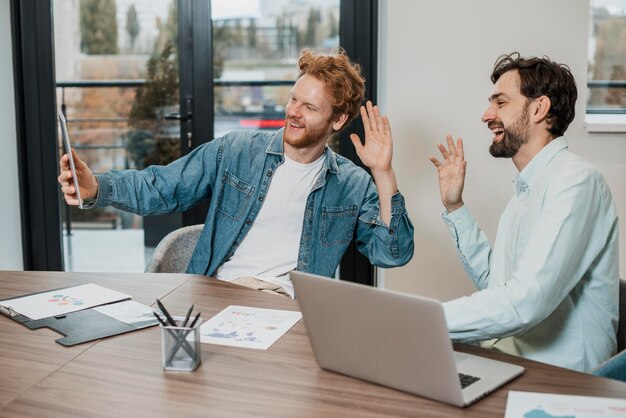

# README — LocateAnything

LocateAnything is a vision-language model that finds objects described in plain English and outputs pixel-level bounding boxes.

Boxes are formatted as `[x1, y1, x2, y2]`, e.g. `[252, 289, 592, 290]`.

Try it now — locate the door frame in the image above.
[11, 0, 63, 270]
[13, 0, 379, 286]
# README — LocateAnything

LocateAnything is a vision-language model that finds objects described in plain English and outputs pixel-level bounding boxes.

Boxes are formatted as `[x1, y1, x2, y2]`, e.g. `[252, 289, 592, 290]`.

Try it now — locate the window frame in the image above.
[586, 1, 626, 133]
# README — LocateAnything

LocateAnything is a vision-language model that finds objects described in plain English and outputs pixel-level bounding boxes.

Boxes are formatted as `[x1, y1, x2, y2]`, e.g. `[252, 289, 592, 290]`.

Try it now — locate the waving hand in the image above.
[429, 135, 467, 213]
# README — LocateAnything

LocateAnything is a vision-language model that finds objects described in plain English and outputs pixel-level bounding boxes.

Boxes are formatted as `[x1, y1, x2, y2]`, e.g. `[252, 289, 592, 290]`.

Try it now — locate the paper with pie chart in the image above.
[199, 305, 302, 350]
[504, 391, 626, 418]
[0, 283, 130, 320]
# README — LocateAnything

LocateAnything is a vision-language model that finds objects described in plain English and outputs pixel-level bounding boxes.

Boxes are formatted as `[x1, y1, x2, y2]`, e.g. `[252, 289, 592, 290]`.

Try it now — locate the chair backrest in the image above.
[593, 347, 626, 382]
[618, 279, 626, 352]
[145, 224, 204, 273]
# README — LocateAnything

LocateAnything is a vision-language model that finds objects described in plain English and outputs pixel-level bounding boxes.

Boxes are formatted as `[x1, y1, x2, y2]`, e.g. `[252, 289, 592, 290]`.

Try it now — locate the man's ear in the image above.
[531, 95, 551, 124]
[332, 113, 349, 132]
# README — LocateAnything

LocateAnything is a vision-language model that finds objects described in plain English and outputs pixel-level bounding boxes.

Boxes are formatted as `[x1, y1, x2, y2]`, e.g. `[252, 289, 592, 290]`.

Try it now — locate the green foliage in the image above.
[153, 1, 178, 59]
[125, 2, 181, 170]
[127, 40, 180, 169]
[126, 4, 140, 50]
[303, 7, 321, 48]
[80, 0, 119, 54]
[129, 41, 178, 124]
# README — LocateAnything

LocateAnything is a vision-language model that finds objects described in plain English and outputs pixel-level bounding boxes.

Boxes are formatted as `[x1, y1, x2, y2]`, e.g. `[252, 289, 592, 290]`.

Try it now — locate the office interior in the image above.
[1, 0, 625, 305]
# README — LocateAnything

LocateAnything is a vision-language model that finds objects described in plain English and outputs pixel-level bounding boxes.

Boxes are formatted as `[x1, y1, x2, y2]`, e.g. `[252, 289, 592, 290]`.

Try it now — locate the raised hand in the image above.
[428, 135, 467, 213]
[57, 148, 99, 206]
[350, 101, 398, 226]
[350, 101, 393, 175]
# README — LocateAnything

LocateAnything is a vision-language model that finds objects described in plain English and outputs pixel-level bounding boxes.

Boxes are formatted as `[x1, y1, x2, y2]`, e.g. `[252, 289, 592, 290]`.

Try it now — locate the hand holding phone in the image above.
[58, 109, 84, 209]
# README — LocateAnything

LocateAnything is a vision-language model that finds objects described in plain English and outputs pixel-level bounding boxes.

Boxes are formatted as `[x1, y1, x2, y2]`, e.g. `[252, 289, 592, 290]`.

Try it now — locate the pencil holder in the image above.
[160, 317, 202, 372]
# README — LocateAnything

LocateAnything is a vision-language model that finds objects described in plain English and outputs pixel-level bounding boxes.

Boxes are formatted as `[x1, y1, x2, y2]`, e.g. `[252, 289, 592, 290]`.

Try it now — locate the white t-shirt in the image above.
[216, 152, 325, 297]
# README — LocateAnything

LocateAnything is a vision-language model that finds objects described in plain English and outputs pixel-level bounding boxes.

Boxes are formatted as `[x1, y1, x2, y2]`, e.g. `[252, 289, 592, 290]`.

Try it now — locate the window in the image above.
[211, 0, 340, 149]
[587, 0, 626, 131]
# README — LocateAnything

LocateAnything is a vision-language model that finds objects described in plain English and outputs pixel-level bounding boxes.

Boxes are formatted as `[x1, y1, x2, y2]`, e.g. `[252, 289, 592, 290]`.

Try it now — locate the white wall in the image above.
[380, 0, 626, 300]
[0, 0, 23, 270]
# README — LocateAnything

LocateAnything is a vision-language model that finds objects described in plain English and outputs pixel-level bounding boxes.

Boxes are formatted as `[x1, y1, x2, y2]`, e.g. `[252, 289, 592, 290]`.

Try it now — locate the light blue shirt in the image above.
[441, 137, 619, 371]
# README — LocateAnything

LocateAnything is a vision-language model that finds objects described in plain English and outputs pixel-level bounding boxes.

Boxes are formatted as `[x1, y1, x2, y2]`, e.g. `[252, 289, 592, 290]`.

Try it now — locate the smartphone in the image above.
[58, 109, 84, 209]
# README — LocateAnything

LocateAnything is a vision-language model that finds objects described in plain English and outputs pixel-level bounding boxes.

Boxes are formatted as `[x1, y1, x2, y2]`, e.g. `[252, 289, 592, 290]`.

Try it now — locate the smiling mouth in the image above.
[490, 126, 504, 142]
[288, 120, 304, 129]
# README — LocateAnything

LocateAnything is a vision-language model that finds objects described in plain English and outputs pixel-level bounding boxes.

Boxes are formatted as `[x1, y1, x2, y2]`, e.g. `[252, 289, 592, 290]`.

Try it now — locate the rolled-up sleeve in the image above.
[92, 140, 221, 215]
[354, 183, 414, 268]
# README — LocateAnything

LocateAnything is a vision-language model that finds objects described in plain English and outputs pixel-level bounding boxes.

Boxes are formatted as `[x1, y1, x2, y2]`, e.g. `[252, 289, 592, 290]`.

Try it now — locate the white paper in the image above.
[93, 300, 157, 326]
[199, 305, 302, 350]
[0, 283, 130, 320]
[505, 391, 626, 418]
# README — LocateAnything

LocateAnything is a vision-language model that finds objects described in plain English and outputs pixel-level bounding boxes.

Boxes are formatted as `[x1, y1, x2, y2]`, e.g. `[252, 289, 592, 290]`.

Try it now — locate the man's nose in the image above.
[287, 103, 301, 118]
[481, 104, 496, 123]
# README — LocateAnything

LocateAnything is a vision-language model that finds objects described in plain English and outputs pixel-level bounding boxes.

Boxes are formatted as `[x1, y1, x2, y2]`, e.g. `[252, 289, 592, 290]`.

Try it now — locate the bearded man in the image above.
[58, 49, 414, 298]
[429, 53, 619, 372]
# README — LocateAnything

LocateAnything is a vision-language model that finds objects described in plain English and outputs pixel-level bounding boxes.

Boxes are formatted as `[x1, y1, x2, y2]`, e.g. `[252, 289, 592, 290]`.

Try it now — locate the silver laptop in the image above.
[290, 271, 524, 407]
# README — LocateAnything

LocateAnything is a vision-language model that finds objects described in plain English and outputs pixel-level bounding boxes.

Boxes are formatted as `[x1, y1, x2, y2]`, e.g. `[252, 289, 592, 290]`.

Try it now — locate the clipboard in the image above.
[0, 284, 159, 346]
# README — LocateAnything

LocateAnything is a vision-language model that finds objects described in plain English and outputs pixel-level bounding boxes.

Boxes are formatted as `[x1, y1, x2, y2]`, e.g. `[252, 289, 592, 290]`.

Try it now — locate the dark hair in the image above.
[491, 52, 577, 138]
[298, 48, 366, 130]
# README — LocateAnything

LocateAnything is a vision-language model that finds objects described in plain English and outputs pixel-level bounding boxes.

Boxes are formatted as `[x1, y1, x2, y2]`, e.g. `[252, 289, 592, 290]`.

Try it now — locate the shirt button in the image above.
[246, 220, 252, 226]
[258, 196, 264, 202]
[266, 171, 273, 177]
[389, 229, 395, 235]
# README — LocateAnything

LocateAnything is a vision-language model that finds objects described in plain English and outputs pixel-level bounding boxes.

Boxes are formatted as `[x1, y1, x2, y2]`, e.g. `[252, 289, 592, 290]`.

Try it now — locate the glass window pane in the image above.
[588, 0, 626, 113]
[54, 0, 181, 272]
[212, 0, 341, 149]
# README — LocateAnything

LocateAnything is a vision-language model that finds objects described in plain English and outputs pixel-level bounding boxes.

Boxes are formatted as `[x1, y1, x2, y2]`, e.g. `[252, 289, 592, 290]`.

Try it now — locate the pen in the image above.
[187, 311, 202, 329]
[156, 299, 177, 326]
[182, 304, 194, 327]
[152, 311, 168, 327]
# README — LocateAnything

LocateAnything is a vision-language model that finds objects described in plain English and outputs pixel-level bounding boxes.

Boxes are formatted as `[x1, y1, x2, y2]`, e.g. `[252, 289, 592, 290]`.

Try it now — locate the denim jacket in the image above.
[94, 129, 414, 277]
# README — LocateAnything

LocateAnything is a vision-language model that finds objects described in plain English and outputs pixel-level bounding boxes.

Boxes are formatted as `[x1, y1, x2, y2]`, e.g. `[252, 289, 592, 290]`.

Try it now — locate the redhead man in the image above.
[59, 49, 414, 298]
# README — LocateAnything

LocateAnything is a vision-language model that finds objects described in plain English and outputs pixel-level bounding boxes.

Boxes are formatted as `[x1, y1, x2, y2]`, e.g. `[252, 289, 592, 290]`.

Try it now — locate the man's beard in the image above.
[489, 105, 530, 158]
[283, 118, 333, 149]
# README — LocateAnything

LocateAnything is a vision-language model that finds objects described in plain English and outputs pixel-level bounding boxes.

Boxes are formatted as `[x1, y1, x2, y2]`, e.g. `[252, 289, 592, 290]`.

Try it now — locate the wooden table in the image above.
[0, 271, 625, 417]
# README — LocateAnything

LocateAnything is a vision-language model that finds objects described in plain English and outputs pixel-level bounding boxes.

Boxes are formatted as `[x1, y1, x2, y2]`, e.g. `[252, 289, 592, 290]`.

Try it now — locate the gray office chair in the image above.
[145, 224, 204, 273]
[592, 278, 626, 382]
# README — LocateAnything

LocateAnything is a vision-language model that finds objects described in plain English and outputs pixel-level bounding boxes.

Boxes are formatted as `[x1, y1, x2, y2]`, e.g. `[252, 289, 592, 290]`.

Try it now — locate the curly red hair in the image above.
[298, 49, 366, 130]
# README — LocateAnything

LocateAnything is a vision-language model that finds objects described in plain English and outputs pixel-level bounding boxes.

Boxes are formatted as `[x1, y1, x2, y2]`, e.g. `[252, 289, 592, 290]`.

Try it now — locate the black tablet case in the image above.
[0, 285, 158, 346]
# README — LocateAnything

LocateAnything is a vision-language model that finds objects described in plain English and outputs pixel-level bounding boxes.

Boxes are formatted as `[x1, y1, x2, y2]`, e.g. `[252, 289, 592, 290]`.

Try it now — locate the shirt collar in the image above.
[266, 128, 285, 155]
[267, 128, 339, 175]
[513, 136, 569, 196]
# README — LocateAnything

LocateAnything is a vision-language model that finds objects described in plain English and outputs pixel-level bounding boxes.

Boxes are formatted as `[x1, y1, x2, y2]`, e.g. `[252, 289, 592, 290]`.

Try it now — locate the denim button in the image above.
[266, 171, 272, 177]
[258, 196, 264, 202]
[246, 220, 252, 226]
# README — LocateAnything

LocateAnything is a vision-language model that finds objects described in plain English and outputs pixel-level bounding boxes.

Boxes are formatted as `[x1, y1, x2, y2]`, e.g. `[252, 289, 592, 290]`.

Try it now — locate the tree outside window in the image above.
[588, 0, 626, 113]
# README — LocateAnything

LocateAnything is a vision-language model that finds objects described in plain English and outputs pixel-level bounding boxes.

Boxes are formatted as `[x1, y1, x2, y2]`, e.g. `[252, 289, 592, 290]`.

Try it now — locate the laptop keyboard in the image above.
[458, 373, 481, 389]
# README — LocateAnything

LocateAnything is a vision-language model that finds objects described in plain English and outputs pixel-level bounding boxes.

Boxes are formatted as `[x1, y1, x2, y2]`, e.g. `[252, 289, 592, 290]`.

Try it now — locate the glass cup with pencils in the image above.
[154, 300, 202, 372]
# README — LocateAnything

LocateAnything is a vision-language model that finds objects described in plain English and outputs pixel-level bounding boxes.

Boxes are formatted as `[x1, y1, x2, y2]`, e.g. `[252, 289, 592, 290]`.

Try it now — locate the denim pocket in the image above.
[321, 205, 358, 247]
[218, 170, 254, 221]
